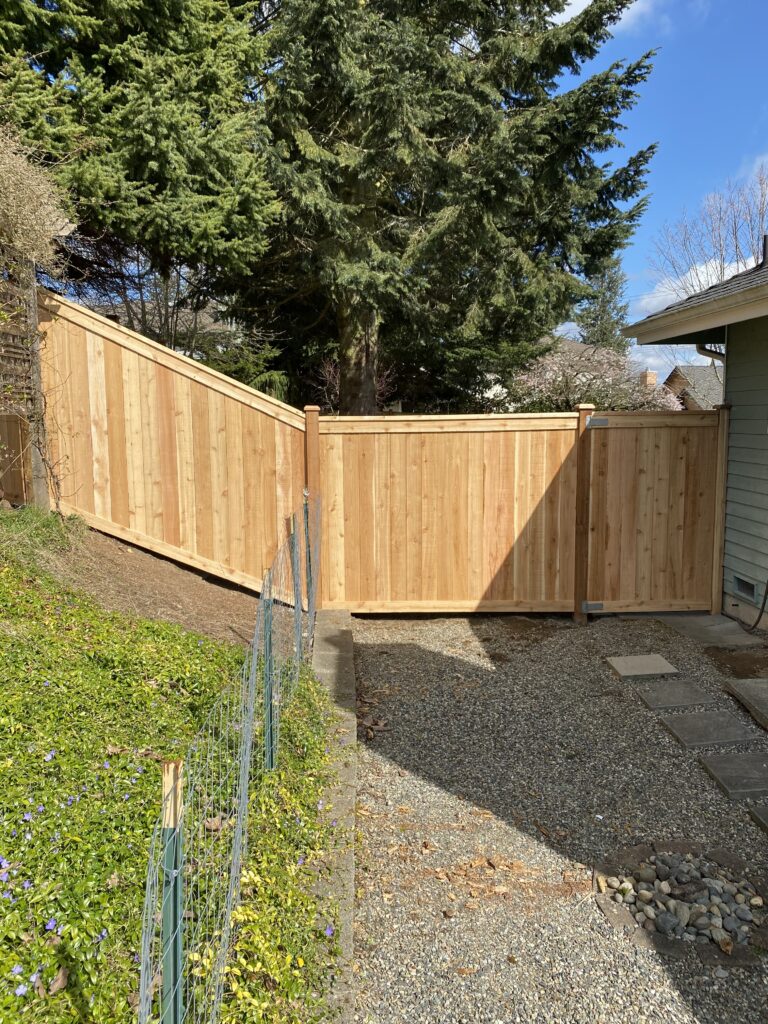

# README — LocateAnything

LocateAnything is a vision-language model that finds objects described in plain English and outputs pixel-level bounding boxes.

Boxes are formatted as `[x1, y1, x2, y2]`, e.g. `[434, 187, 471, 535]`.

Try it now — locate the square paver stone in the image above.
[699, 751, 768, 799]
[724, 679, 768, 731]
[661, 711, 756, 749]
[637, 679, 716, 710]
[606, 654, 678, 679]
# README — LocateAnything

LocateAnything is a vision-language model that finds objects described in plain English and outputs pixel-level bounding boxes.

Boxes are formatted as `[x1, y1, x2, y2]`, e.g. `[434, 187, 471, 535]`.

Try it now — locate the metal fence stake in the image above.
[161, 760, 184, 1024]
[262, 570, 276, 771]
[290, 513, 302, 678]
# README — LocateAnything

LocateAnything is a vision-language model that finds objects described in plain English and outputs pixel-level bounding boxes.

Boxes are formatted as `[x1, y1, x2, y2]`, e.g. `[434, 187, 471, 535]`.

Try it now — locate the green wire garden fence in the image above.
[138, 491, 321, 1024]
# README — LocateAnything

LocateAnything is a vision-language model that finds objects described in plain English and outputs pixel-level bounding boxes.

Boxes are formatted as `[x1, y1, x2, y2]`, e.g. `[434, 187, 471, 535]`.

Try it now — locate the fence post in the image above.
[161, 760, 184, 1024]
[262, 569, 276, 771]
[711, 403, 730, 615]
[303, 406, 322, 610]
[573, 404, 595, 625]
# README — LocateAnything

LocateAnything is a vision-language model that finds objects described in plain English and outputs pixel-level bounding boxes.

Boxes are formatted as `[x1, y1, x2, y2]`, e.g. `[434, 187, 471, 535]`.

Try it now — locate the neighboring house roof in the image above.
[663, 363, 724, 410]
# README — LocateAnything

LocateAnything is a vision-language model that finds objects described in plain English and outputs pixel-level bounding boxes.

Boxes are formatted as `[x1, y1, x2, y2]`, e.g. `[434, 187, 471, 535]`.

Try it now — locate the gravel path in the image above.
[352, 614, 768, 1024]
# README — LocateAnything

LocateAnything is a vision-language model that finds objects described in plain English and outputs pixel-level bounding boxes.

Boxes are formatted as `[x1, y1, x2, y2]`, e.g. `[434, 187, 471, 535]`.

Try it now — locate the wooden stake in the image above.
[573, 404, 595, 624]
[162, 759, 183, 829]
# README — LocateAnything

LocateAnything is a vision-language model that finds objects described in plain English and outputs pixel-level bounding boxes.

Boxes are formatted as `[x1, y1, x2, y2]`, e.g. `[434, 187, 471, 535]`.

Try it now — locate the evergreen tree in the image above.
[0, 0, 279, 327]
[232, 0, 655, 412]
[575, 256, 630, 352]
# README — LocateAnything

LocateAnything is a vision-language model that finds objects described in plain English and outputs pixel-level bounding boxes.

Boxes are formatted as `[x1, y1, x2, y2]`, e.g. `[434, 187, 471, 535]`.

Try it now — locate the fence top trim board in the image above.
[319, 413, 579, 434]
[39, 291, 306, 430]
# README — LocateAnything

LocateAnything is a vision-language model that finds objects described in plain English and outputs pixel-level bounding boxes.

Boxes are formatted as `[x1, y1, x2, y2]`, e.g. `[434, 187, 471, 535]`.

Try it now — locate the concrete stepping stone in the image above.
[661, 711, 756, 749]
[607, 654, 678, 679]
[724, 678, 768, 731]
[749, 803, 768, 837]
[637, 679, 716, 710]
[659, 614, 762, 649]
[699, 751, 768, 799]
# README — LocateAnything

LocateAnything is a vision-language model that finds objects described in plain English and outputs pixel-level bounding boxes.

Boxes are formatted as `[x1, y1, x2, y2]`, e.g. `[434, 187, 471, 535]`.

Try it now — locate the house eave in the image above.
[624, 283, 768, 345]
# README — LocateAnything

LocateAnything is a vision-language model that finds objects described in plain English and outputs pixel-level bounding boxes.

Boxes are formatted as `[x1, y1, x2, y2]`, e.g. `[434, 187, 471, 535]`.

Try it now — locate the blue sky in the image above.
[560, 0, 768, 373]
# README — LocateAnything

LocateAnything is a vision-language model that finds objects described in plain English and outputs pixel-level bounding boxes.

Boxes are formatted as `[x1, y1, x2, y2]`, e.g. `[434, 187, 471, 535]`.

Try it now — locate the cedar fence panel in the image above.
[316, 414, 579, 612]
[38, 294, 306, 591]
[35, 293, 726, 613]
[585, 410, 723, 613]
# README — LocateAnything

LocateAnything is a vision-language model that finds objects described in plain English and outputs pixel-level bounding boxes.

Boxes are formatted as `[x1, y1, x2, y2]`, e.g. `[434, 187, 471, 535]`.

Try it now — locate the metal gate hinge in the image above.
[581, 601, 604, 613]
[586, 416, 609, 428]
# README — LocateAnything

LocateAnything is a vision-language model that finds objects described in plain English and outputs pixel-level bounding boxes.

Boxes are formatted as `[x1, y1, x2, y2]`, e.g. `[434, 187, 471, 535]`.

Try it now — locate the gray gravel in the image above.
[351, 614, 768, 1024]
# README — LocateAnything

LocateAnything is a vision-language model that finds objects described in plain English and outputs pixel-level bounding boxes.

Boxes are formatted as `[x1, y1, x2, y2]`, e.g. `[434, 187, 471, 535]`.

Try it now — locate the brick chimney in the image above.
[639, 369, 657, 390]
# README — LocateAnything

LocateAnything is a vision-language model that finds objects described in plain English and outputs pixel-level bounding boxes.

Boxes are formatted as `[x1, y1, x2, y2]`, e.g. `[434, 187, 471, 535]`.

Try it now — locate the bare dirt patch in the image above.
[705, 645, 768, 679]
[46, 528, 258, 644]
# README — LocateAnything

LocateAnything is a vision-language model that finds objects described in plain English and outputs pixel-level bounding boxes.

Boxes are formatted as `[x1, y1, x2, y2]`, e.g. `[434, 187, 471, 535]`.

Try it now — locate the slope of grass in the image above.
[0, 510, 337, 1022]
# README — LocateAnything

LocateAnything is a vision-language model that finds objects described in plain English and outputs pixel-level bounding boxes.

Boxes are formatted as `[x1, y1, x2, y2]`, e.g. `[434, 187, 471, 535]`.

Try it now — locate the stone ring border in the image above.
[593, 842, 768, 968]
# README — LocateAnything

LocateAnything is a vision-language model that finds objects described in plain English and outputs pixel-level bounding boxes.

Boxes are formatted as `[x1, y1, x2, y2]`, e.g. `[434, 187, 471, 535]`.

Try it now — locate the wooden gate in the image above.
[579, 410, 728, 615]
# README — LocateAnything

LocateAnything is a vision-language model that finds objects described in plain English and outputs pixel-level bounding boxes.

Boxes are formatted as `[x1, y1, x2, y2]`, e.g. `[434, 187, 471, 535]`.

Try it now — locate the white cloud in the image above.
[553, 0, 664, 32]
[553, 0, 707, 34]
[630, 257, 755, 321]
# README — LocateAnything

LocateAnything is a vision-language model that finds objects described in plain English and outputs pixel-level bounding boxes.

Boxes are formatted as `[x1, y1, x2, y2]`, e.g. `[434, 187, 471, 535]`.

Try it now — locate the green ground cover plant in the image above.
[0, 509, 337, 1022]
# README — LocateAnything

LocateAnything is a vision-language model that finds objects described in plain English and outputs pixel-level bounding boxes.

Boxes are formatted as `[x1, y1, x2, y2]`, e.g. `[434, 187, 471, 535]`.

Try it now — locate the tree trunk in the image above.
[337, 293, 379, 414]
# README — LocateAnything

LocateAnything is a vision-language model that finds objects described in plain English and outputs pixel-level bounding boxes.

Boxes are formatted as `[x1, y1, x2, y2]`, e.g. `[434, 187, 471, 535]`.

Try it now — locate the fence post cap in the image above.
[575, 403, 596, 411]
[304, 405, 321, 412]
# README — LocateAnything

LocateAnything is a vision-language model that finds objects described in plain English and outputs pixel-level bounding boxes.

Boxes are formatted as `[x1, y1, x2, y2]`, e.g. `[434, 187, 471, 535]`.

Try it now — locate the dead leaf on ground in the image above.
[205, 816, 222, 832]
[456, 967, 477, 977]
[48, 966, 68, 995]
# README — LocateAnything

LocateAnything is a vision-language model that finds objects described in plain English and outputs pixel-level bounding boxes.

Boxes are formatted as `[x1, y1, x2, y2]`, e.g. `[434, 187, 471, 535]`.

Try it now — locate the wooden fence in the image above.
[39, 294, 306, 591]
[31, 294, 728, 615]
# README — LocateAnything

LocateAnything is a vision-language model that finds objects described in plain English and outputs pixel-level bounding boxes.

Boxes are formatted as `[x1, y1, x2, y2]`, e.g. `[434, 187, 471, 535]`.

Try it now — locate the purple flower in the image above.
[103, 761, 110, 770]
[22, 813, 32, 823]
[45, 918, 57, 932]
[331, 819, 337, 828]
[43, 750, 55, 762]
[29, 972, 39, 984]
[2, 892, 12, 900]
[67, 797, 74, 806]
[0, 871, 8, 883]
[297, 855, 305, 866]
[43, 680, 51, 687]
[96, 928, 108, 943]
[10, 830, 16, 838]
[22, 881, 31, 890]
[14, 984, 27, 997]
[11, 965, 22, 976]
[324, 924, 334, 938]
[123, 794, 130, 801]
[36, 805, 44, 814]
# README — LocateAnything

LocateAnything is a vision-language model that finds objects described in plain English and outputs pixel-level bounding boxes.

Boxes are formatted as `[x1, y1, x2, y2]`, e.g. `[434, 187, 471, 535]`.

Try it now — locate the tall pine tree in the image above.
[232, 0, 655, 412]
[575, 255, 630, 352]
[0, 0, 279, 323]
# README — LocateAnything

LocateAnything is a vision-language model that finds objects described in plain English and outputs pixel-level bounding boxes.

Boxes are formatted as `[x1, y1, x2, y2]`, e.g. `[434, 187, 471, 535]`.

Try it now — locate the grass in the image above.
[0, 508, 338, 1022]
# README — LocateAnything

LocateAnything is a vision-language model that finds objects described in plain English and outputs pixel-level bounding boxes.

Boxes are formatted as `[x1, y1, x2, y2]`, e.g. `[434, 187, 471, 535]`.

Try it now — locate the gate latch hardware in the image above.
[581, 601, 604, 613]
[586, 416, 609, 428]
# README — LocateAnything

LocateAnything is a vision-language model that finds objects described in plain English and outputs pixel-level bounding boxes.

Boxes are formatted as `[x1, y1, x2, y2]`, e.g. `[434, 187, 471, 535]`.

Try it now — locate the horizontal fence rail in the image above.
[33, 292, 728, 616]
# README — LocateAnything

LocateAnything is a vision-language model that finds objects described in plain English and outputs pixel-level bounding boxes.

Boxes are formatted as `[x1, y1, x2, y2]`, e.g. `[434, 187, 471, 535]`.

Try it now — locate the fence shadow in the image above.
[348, 620, 768, 1021]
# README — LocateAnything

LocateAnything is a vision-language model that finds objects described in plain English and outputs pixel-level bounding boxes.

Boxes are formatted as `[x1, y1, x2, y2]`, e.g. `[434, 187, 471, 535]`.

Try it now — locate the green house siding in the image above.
[723, 315, 768, 609]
